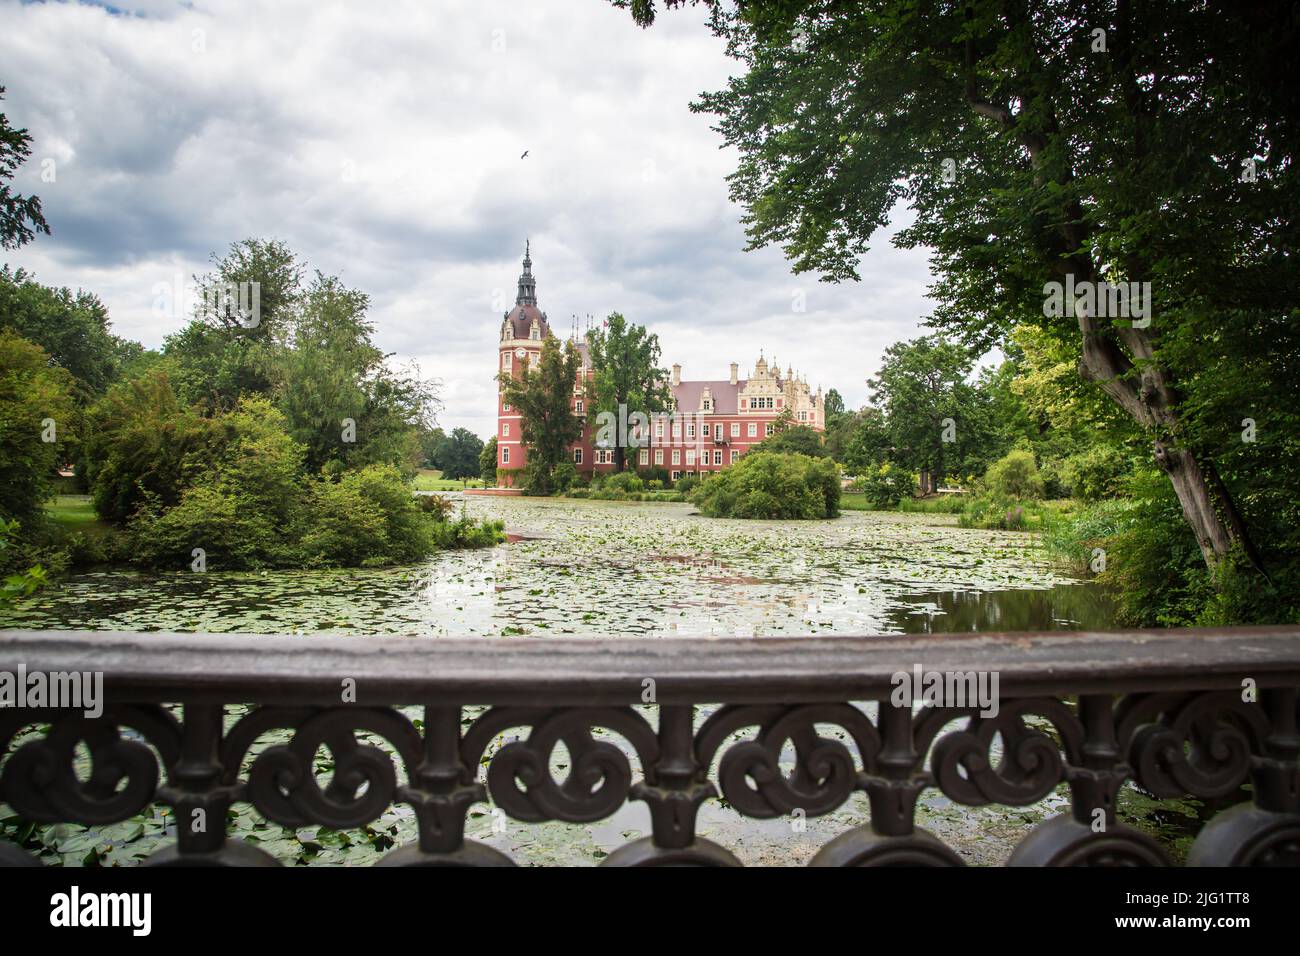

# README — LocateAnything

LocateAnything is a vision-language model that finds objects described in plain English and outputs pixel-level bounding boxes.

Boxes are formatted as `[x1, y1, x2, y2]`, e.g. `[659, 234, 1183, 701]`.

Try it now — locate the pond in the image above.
[3, 496, 1178, 868]
[1, 495, 1116, 635]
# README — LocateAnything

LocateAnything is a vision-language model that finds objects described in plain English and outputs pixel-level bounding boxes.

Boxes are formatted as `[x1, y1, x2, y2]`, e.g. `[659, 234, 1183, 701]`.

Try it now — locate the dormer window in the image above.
[529, 325, 540, 340]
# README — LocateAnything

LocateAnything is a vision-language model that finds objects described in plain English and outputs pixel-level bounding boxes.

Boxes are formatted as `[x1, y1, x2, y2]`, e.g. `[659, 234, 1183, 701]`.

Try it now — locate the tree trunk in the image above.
[1153, 441, 1237, 567]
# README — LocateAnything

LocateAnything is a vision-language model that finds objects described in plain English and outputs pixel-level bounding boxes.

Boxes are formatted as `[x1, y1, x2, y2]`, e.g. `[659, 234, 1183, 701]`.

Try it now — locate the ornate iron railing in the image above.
[1, 626, 1298, 867]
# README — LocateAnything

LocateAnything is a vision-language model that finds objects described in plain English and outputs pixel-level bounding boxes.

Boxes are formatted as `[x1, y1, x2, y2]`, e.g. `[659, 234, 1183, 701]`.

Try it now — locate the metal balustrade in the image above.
[1, 626, 1298, 866]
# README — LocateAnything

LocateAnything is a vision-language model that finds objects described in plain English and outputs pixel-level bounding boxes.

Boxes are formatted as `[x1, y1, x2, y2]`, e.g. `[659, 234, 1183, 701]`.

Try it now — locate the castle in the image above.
[495, 244, 823, 486]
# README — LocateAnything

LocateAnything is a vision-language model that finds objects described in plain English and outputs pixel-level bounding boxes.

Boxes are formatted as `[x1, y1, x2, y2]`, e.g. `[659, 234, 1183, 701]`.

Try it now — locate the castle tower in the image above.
[496, 243, 552, 485]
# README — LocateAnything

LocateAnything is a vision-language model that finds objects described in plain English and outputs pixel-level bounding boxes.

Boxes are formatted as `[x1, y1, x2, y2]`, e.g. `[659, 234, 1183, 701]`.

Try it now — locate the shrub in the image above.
[84, 369, 217, 525]
[0, 331, 79, 526]
[691, 452, 840, 519]
[637, 465, 670, 486]
[1059, 445, 1131, 501]
[982, 449, 1044, 500]
[858, 462, 915, 508]
[418, 494, 456, 520]
[602, 471, 644, 494]
[432, 515, 506, 549]
[674, 475, 701, 495]
[646, 479, 664, 491]
[552, 460, 578, 493]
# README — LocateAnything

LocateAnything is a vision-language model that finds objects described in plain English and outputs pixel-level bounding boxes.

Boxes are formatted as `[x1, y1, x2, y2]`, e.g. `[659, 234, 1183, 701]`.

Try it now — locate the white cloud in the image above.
[1, 0, 938, 440]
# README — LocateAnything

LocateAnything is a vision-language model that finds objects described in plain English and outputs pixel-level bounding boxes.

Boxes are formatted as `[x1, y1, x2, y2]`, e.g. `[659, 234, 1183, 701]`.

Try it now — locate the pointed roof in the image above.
[516, 240, 537, 306]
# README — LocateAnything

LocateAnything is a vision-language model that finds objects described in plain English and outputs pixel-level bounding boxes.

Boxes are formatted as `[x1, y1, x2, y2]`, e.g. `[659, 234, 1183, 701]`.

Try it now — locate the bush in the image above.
[646, 479, 664, 491]
[602, 471, 644, 494]
[691, 452, 840, 519]
[637, 465, 670, 486]
[857, 462, 915, 508]
[432, 515, 506, 549]
[553, 461, 578, 493]
[982, 449, 1044, 500]
[1059, 445, 1130, 501]
[0, 331, 79, 526]
[84, 369, 217, 525]
[674, 475, 701, 495]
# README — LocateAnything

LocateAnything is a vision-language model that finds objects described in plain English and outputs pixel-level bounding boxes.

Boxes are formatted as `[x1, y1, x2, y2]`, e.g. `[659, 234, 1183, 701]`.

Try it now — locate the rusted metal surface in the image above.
[1, 626, 1297, 866]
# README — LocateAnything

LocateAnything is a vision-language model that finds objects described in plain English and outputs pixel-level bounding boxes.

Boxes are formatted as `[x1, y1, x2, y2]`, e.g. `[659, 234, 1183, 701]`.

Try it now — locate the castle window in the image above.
[747, 423, 757, 437]
[713, 450, 722, 465]
[686, 450, 696, 466]
[686, 424, 695, 439]
[503, 423, 510, 437]
[529, 325, 540, 340]
[654, 449, 663, 465]
[730, 422, 740, 438]
[702, 424, 710, 437]
[765, 423, 774, 437]
[502, 446, 510, 464]
[639, 450, 649, 466]
[575, 400, 584, 414]
[730, 449, 739, 463]
[574, 448, 583, 464]
[503, 353, 512, 370]
[671, 471, 681, 481]
[672, 450, 680, 466]
[503, 402, 511, 412]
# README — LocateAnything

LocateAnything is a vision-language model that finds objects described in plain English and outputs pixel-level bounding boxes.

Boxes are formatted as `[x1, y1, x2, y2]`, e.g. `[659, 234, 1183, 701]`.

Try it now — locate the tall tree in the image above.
[585, 312, 672, 471]
[165, 238, 304, 411]
[479, 436, 498, 487]
[501, 335, 584, 495]
[623, 0, 1299, 573]
[869, 337, 994, 493]
[436, 428, 484, 481]
[823, 388, 845, 420]
[0, 87, 49, 250]
[0, 266, 132, 399]
[278, 272, 435, 474]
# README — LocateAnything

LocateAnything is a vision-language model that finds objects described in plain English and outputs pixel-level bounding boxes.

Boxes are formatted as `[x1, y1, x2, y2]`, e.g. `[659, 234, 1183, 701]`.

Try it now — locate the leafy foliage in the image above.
[692, 451, 840, 519]
[0, 87, 49, 249]
[0, 331, 78, 526]
[500, 335, 585, 496]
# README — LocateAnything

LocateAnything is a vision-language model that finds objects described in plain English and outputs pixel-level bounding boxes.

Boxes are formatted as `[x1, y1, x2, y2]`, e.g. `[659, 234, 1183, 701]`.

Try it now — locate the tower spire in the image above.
[516, 240, 537, 306]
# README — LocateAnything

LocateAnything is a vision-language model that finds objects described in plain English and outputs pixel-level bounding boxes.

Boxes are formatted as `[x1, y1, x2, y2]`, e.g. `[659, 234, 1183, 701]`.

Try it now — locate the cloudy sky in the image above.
[1, 0, 937, 438]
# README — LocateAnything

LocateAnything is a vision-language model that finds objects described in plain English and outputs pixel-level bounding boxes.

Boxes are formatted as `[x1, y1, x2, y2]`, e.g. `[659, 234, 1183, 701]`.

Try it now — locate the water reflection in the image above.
[886, 584, 1118, 633]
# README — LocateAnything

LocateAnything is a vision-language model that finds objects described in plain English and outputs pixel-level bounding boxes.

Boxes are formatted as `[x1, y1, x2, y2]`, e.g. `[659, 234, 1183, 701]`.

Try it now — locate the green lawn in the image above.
[413, 469, 484, 491]
[46, 495, 120, 557]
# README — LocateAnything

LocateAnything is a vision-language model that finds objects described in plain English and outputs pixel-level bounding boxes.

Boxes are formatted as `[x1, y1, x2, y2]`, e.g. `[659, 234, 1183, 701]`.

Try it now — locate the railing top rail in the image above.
[3, 626, 1299, 705]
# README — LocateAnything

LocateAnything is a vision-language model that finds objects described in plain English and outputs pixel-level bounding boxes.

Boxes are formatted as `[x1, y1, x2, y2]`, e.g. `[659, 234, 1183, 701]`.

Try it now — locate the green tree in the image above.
[585, 312, 672, 471]
[0, 331, 77, 525]
[0, 87, 49, 249]
[753, 424, 827, 457]
[501, 335, 584, 495]
[823, 388, 845, 420]
[165, 238, 304, 411]
[623, 0, 1298, 574]
[83, 369, 217, 525]
[0, 266, 136, 398]
[436, 428, 484, 481]
[869, 337, 994, 493]
[421, 425, 447, 468]
[275, 272, 435, 475]
[479, 436, 498, 486]
[841, 407, 892, 476]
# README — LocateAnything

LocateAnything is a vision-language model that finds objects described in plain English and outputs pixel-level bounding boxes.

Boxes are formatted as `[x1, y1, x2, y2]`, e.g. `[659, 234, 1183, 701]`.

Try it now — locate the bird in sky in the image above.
[520, 150, 529, 159]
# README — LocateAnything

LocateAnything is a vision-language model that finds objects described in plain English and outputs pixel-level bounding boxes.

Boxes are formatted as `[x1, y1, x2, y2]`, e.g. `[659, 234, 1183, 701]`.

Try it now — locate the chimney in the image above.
[729, 362, 738, 386]
[672, 363, 681, 387]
